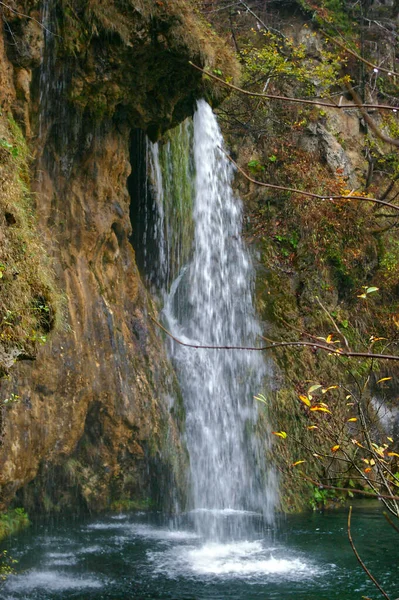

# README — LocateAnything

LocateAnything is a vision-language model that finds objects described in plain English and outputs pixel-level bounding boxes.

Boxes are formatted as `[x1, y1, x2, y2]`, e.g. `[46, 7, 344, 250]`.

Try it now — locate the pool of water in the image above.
[1, 504, 397, 599]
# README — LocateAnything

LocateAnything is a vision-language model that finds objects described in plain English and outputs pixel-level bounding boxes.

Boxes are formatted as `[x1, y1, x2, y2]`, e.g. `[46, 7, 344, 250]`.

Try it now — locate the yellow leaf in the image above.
[292, 460, 306, 466]
[352, 439, 364, 448]
[388, 452, 399, 457]
[307, 425, 318, 430]
[272, 431, 287, 439]
[299, 394, 311, 407]
[388, 437, 394, 443]
[377, 377, 392, 384]
[254, 394, 268, 405]
[331, 445, 340, 452]
[347, 418, 357, 422]
[322, 385, 338, 394]
[308, 384, 322, 394]
[345, 394, 352, 400]
[310, 406, 332, 414]
[326, 334, 333, 343]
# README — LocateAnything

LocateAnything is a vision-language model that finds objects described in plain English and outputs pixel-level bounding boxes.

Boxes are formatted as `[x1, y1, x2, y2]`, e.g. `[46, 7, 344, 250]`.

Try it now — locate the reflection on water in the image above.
[1, 506, 397, 600]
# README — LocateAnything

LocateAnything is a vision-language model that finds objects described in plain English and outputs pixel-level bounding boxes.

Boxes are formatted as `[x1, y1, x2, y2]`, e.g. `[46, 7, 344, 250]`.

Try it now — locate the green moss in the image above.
[0, 508, 30, 542]
[110, 497, 154, 512]
[0, 114, 62, 372]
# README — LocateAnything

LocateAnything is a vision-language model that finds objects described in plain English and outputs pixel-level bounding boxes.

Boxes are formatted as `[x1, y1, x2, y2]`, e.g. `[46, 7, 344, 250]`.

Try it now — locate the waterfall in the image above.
[146, 100, 276, 539]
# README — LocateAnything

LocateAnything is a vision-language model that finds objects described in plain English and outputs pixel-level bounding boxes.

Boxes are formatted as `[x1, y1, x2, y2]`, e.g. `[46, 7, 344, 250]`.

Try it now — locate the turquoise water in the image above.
[1, 504, 397, 599]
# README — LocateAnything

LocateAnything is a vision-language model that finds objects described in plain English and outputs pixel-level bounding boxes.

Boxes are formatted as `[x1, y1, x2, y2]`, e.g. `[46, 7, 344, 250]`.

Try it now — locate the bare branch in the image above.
[0, 1, 58, 36]
[150, 315, 399, 361]
[345, 81, 399, 149]
[190, 62, 399, 111]
[348, 506, 391, 600]
[221, 148, 399, 213]
[383, 512, 399, 535]
[325, 33, 399, 79]
[301, 474, 399, 503]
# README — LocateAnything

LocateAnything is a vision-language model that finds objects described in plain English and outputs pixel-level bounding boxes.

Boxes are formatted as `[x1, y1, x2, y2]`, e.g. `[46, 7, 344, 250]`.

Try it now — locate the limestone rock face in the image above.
[0, 0, 235, 512]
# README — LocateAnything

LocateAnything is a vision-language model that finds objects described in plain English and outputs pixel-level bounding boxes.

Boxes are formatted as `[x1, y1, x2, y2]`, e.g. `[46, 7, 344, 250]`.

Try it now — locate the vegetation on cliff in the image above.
[200, 0, 399, 512]
[0, 111, 60, 377]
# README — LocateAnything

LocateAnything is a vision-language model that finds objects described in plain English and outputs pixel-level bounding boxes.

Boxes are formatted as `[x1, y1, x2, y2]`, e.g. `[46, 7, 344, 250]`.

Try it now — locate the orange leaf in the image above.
[388, 452, 399, 458]
[364, 467, 372, 473]
[331, 445, 340, 452]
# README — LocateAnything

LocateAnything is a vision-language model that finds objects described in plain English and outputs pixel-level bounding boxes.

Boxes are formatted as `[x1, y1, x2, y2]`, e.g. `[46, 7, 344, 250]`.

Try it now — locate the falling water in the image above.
[159, 100, 276, 538]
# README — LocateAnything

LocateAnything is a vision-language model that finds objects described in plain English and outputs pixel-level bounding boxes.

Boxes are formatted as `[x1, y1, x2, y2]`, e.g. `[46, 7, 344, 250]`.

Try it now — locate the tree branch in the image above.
[190, 62, 399, 111]
[348, 506, 391, 600]
[221, 148, 399, 213]
[150, 315, 399, 361]
[345, 81, 399, 149]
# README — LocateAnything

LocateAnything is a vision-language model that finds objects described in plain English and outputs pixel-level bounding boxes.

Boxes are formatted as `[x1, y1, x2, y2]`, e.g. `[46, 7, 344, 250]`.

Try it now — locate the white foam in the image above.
[46, 552, 77, 566]
[189, 508, 262, 517]
[86, 522, 126, 530]
[131, 524, 200, 541]
[6, 571, 103, 592]
[149, 540, 317, 581]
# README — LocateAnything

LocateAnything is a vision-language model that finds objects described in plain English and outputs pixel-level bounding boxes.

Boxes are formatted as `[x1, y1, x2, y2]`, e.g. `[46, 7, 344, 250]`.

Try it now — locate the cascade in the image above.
[148, 100, 276, 539]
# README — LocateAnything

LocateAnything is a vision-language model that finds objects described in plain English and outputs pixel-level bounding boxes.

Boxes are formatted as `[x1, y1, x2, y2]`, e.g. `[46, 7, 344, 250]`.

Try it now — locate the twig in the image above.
[190, 62, 399, 111]
[315, 295, 350, 350]
[345, 81, 399, 149]
[301, 474, 399, 502]
[221, 148, 399, 213]
[150, 315, 399, 361]
[324, 32, 399, 79]
[348, 506, 391, 600]
[383, 512, 399, 534]
[0, 1, 58, 36]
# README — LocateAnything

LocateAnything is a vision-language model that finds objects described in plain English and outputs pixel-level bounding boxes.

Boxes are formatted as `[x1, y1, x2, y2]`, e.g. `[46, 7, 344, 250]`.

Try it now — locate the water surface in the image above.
[1, 505, 397, 600]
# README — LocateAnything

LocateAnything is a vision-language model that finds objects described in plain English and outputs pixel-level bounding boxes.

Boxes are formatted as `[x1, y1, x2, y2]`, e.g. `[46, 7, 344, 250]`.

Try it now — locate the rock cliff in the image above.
[0, 0, 235, 513]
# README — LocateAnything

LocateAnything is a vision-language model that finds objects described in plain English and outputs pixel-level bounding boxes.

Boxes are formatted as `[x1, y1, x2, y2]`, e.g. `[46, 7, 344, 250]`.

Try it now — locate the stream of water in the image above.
[161, 100, 275, 538]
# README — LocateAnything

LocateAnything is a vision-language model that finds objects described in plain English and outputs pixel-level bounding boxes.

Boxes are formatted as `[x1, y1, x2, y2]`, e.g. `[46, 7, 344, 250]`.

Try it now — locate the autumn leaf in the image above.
[292, 460, 306, 467]
[347, 418, 357, 422]
[388, 452, 399, 458]
[307, 425, 318, 430]
[322, 385, 338, 393]
[364, 467, 372, 473]
[331, 445, 340, 452]
[310, 405, 332, 414]
[272, 431, 287, 439]
[377, 377, 392, 384]
[254, 393, 268, 404]
[299, 394, 311, 407]
[308, 384, 322, 394]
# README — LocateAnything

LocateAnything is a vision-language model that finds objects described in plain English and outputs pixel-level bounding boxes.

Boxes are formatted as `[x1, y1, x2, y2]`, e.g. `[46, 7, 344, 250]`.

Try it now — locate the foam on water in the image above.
[148, 539, 318, 581]
[5, 571, 103, 592]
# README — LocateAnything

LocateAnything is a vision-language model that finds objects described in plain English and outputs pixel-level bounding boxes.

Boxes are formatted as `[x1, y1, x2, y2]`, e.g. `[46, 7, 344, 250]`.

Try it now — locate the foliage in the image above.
[0, 113, 62, 373]
[0, 508, 29, 542]
[0, 550, 17, 582]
